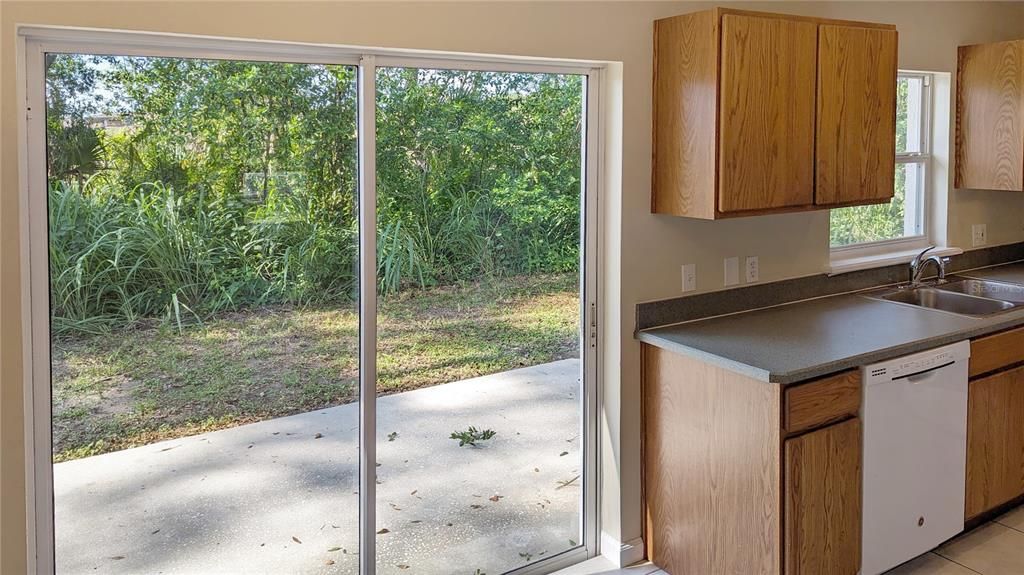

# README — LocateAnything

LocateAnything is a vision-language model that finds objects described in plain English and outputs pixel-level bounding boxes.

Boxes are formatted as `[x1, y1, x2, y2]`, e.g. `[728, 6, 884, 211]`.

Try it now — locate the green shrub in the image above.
[48, 179, 360, 334]
[46, 56, 585, 335]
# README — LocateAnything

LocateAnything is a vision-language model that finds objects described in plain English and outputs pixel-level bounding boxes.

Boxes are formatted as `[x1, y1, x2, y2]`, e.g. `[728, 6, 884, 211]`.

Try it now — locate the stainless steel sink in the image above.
[863, 277, 1024, 317]
[877, 287, 1015, 316]
[934, 278, 1024, 303]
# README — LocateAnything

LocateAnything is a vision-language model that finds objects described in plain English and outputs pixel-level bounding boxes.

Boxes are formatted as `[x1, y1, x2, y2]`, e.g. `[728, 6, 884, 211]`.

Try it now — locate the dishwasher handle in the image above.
[893, 360, 957, 383]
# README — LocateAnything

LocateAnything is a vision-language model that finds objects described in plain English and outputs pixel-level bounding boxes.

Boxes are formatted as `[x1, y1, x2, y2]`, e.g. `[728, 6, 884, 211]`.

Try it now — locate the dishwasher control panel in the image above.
[864, 342, 970, 386]
[892, 350, 956, 378]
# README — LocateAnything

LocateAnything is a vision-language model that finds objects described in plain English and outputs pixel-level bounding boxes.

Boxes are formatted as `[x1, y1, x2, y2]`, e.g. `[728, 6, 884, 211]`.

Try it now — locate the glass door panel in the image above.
[46, 54, 361, 573]
[373, 67, 586, 575]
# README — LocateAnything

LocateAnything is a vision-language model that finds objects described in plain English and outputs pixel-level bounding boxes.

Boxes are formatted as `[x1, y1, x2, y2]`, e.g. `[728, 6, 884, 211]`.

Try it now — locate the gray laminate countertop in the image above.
[962, 262, 1024, 284]
[637, 263, 1024, 384]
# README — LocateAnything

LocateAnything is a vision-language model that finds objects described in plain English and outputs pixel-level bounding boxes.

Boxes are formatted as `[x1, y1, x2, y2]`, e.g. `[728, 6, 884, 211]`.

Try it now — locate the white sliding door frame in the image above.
[363, 59, 602, 575]
[18, 26, 602, 575]
[357, 54, 379, 573]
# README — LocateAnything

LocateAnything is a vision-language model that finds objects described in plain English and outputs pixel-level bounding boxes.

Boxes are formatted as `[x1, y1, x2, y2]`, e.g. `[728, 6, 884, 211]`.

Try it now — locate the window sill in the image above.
[829, 246, 962, 276]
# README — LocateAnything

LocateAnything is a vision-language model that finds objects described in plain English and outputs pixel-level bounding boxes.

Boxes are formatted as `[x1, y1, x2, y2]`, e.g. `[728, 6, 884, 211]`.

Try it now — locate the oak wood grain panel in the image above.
[815, 25, 898, 206]
[718, 14, 817, 212]
[717, 7, 896, 31]
[966, 365, 1024, 518]
[711, 195, 892, 219]
[784, 418, 863, 575]
[784, 370, 862, 435]
[969, 326, 1024, 378]
[642, 344, 783, 575]
[652, 10, 719, 219]
[955, 40, 1024, 191]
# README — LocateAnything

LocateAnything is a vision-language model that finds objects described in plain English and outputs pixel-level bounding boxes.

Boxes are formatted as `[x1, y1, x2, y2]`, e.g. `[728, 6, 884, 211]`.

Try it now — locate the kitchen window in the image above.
[830, 72, 936, 269]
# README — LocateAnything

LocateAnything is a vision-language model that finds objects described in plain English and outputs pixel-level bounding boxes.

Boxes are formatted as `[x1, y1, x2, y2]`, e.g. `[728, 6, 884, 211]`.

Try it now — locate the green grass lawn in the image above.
[51, 274, 580, 462]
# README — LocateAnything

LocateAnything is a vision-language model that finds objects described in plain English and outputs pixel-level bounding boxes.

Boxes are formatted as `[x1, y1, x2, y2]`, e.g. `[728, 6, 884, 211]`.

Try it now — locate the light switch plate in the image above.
[724, 257, 739, 286]
[972, 224, 987, 247]
[681, 264, 696, 292]
[745, 256, 759, 283]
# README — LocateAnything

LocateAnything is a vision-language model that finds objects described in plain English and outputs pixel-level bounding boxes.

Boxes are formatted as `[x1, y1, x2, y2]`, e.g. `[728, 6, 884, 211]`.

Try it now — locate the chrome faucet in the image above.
[909, 246, 949, 286]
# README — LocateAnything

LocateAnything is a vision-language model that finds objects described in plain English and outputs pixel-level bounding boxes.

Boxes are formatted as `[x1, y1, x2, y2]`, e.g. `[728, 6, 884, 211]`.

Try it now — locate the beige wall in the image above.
[3, 2, 1024, 571]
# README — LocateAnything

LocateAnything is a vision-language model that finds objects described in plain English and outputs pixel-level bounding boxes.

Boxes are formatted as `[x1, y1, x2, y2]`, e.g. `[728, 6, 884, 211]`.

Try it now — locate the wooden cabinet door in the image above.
[719, 14, 817, 213]
[785, 418, 862, 575]
[956, 40, 1024, 191]
[966, 365, 1024, 518]
[816, 25, 898, 206]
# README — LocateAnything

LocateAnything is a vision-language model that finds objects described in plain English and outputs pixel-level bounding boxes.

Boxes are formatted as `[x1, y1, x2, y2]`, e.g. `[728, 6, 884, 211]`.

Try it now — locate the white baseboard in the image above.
[600, 531, 645, 567]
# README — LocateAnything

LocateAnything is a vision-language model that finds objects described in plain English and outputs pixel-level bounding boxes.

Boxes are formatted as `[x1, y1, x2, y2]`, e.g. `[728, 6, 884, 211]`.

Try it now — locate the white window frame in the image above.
[17, 26, 603, 575]
[829, 71, 948, 273]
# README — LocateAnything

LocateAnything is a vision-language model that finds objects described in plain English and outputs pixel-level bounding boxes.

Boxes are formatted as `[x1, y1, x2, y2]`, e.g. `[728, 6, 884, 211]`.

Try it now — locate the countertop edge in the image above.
[636, 331, 774, 382]
[638, 300, 1024, 385]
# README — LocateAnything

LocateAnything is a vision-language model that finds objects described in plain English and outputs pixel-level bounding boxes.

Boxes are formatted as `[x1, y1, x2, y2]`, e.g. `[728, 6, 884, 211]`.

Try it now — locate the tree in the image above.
[45, 54, 103, 187]
[45, 54, 585, 330]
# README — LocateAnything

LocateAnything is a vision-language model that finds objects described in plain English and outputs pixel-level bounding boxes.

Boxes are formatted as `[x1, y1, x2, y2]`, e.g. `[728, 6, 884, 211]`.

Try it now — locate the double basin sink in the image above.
[863, 278, 1024, 317]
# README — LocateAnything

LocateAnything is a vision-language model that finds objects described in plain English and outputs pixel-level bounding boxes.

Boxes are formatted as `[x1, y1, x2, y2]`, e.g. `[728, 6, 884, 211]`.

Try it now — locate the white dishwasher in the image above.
[861, 340, 970, 575]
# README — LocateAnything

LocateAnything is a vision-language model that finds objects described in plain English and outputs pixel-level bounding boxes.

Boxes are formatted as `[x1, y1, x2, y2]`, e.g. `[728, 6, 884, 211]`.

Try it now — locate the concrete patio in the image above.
[55, 359, 582, 575]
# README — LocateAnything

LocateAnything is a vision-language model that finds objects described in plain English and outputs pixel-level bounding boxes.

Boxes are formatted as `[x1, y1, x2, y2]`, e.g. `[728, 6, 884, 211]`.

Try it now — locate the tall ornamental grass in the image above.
[48, 179, 358, 335]
[51, 168, 581, 336]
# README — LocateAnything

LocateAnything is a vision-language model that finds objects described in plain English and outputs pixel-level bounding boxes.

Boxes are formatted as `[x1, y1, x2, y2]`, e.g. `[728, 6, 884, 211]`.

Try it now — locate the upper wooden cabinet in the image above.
[816, 25, 898, 206]
[955, 40, 1024, 192]
[652, 8, 898, 219]
[718, 14, 817, 212]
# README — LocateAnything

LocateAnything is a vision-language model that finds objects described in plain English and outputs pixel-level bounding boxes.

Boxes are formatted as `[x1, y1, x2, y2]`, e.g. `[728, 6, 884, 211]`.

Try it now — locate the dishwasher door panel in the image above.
[861, 350, 968, 575]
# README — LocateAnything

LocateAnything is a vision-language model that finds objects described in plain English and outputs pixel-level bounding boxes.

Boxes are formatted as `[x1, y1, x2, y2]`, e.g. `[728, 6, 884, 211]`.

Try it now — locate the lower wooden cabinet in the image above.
[643, 344, 862, 575]
[785, 418, 863, 575]
[966, 364, 1024, 518]
[642, 331, 1024, 573]
[784, 371, 862, 434]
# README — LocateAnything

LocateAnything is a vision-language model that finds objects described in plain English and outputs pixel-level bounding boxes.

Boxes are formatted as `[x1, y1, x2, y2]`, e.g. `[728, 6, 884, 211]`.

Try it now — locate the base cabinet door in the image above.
[966, 365, 1024, 518]
[784, 418, 862, 575]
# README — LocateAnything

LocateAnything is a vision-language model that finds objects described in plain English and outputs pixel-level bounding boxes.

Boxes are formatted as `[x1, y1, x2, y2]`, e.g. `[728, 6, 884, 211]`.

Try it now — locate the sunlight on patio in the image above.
[55, 359, 582, 575]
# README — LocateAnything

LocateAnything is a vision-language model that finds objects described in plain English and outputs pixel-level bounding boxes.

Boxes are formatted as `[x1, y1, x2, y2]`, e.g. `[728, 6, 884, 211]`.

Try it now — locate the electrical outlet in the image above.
[972, 224, 987, 247]
[681, 264, 696, 292]
[724, 257, 739, 286]
[745, 256, 759, 283]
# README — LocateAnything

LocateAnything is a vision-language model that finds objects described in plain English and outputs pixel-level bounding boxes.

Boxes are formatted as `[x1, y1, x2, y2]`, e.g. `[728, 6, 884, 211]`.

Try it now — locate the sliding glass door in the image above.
[26, 33, 596, 575]
[373, 67, 588, 574]
[44, 53, 362, 574]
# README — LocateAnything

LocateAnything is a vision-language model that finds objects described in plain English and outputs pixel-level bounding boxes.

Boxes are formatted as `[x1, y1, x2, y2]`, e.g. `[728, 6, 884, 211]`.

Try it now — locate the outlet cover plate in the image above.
[972, 224, 987, 247]
[745, 256, 759, 283]
[681, 264, 696, 292]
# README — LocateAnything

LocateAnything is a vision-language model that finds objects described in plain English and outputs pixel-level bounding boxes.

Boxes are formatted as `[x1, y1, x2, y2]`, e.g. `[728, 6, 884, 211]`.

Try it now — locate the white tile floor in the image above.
[886, 503, 1024, 575]
[555, 557, 665, 575]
